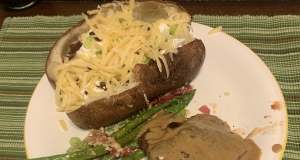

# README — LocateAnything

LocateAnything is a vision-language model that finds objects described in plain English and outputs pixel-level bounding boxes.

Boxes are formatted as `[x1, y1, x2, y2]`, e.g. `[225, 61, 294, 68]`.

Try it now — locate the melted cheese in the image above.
[54, 0, 194, 112]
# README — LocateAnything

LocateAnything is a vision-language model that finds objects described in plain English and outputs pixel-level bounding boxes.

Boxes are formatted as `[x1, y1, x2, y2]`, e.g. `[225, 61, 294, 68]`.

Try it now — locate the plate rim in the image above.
[24, 74, 47, 158]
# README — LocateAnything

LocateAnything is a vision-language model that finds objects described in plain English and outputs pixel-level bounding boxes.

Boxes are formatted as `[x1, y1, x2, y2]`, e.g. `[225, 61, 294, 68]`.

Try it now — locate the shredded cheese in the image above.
[208, 26, 222, 35]
[58, 120, 68, 132]
[245, 127, 262, 139]
[54, 0, 194, 112]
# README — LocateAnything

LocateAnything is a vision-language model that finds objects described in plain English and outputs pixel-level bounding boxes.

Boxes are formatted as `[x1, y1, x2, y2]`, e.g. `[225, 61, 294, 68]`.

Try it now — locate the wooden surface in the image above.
[1, 1, 300, 27]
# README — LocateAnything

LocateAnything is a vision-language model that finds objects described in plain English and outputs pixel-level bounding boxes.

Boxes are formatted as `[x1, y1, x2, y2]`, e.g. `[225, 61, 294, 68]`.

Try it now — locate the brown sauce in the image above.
[271, 101, 281, 111]
[272, 144, 283, 153]
[139, 113, 261, 160]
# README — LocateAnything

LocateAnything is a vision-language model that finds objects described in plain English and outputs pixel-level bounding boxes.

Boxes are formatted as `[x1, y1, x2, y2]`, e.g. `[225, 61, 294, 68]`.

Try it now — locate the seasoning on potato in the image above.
[45, 0, 206, 129]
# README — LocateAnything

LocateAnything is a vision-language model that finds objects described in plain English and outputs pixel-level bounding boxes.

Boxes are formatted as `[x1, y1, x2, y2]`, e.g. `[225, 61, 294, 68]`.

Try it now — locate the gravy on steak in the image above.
[138, 112, 261, 160]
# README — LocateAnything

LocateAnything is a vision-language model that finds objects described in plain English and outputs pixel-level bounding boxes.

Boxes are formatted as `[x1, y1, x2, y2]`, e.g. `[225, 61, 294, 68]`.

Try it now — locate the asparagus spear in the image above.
[175, 108, 186, 117]
[100, 149, 145, 160]
[120, 150, 146, 160]
[27, 90, 196, 160]
[100, 139, 139, 160]
[110, 89, 195, 138]
[27, 124, 144, 160]
[28, 145, 109, 160]
[109, 101, 172, 139]
[115, 124, 145, 146]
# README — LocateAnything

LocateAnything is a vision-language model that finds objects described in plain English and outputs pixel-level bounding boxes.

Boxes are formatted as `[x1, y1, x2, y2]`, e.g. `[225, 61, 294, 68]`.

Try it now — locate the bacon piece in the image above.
[199, 105, 210, 114]
[150, 85, 193, 107]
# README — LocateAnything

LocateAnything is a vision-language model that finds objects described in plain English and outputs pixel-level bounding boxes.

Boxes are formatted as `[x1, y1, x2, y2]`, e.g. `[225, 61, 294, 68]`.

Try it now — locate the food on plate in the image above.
[58, 119, 68, 132]
[138, 114, 262, 160]
[45, 0, 206, 129]
[28, 89, 262, 160]
[28, 89, 196, 160]
[208, 26, 222, 35]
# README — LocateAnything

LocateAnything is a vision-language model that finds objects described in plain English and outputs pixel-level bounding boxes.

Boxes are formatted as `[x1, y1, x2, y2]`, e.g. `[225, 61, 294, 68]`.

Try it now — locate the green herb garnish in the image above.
[83, 36, 96, 49]
[144, 56, 150, 64]
[170, 25, 177, 35]
[95, 50, 102, 55]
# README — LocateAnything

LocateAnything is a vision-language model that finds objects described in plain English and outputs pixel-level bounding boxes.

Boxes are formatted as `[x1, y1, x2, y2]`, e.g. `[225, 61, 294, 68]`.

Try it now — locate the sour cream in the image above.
[159, 23, 170, 34]
[159, 23, 185, 49]
[173, 38, 185, 48]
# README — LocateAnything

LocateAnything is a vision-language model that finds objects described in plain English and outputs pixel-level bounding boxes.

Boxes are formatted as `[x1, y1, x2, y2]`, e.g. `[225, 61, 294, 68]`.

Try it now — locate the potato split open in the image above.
[45, 0, 206, 129]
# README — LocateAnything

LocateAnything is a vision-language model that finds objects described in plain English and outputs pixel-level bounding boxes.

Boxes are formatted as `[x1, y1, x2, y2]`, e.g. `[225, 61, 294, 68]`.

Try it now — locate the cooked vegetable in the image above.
[29, 145, 108, 160]
[28, 126, 141, 160]
[66, 140, 90, 153]
[110, 89, 195, 139]
[121, 150, 146, 160]
[69, 137, 81, 146]
[95, 139, 139, 160]
[28, 90, 196, 160]
[175, 109, 186, 117]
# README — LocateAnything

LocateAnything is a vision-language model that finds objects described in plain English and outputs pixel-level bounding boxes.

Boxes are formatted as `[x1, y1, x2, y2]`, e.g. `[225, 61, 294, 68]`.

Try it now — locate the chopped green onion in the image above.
[83, 36, 96, 49]
[98, 78, 103, 81]
[144, 56, 150, 64]
[170, 25, 177, 35]
[95, 50, 102, 55]
[69, 137, 81, 146]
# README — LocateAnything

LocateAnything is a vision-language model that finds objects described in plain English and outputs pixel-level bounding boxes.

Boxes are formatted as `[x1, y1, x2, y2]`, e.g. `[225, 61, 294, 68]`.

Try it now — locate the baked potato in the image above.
[45, 0, 206, 129]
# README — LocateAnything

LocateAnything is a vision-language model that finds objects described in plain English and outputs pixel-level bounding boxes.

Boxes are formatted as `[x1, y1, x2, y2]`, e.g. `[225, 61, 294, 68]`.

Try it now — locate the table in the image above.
[2, 1, 300, 28]
[1, 1, 300, 160]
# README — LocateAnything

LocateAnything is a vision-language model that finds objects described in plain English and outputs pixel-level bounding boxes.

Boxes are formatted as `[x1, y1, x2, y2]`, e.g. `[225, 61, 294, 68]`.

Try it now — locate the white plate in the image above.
[24, 23, 288, 159]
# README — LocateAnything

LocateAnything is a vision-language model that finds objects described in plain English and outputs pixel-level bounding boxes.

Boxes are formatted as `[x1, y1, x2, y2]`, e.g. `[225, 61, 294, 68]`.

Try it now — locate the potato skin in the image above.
[45, 19, 89, 89]
[133, 39, 205, 101]
[67, 85, 148, 129]
[66, 39, 205, 129]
